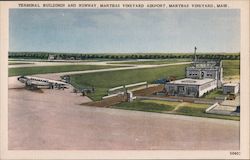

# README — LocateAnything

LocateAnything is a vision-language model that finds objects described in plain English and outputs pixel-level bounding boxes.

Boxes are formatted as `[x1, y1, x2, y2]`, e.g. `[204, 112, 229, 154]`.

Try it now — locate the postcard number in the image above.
[230, 151, 240, 156]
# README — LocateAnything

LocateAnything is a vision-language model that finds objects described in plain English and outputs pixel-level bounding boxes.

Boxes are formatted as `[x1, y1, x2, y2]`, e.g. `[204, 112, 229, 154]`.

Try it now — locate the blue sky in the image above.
[9, 9, 240, 53]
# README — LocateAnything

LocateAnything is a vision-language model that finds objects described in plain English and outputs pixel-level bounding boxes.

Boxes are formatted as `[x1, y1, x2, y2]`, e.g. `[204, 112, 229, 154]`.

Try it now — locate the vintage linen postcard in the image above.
[0, 0, 249, 159]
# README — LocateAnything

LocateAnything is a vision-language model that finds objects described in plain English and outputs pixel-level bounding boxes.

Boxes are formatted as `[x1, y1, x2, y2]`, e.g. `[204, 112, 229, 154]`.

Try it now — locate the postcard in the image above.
[0, 0, 249, 159]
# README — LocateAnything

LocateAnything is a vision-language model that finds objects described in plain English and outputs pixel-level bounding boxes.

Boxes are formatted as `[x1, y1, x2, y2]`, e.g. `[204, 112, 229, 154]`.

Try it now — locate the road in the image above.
[9, 60, 128, 68]
[29, 62, 192, 80]
[9, 59, 190, 68]
[8, 77, 239, 150]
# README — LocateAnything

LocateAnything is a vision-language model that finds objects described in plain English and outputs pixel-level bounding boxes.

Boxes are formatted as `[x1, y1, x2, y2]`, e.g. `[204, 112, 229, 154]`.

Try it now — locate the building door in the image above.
[201, 72, 204, 78]
[177, 86, 185, 96]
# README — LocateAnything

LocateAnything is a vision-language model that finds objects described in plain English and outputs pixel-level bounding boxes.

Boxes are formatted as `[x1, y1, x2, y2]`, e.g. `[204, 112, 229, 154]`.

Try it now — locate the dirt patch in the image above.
[133, 85, 164, 96]
[85, 85, 165, 108]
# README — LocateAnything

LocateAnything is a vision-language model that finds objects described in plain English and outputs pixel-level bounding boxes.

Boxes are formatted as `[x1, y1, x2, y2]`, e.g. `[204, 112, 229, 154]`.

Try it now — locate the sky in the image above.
[9, 9, 240, 53]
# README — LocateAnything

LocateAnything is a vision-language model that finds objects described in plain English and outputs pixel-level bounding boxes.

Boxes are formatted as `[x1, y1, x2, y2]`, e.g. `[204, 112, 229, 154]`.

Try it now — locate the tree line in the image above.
[8, 52, 240, 60]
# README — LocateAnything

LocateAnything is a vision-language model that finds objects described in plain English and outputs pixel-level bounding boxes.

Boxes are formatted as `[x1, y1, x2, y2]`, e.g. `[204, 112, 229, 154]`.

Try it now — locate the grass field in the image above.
[113, 99, 239, 121]
[203, 89, 224, 99]
[8, 59, 112, 62]
[9, 65, 119, 77]
[108, 59, 191, 65]
[70, 64, 188, 100]
[223, 60, 240, 77]
[114, 100, 175, 113]
[9, 62, 34, 65]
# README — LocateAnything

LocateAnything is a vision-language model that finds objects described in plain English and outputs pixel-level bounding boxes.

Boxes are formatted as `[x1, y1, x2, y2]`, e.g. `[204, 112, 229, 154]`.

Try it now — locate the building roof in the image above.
[223, 83, 239, 87]
[187, 59, 222, 69]
[167, 78, 215, 86]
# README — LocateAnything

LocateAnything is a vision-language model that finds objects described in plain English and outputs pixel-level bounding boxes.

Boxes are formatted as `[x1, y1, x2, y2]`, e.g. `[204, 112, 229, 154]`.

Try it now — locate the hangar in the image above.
[165, 78, 217, 97]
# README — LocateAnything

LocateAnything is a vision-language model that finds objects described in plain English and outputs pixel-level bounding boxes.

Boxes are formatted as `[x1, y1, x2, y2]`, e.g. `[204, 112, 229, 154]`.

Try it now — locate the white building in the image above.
[186, 60, 223, 87]
[165, 48, 224, 98]
[165, 78, 217, 97]
[223, 83, 239, 95]
[48, 55, 55, 60]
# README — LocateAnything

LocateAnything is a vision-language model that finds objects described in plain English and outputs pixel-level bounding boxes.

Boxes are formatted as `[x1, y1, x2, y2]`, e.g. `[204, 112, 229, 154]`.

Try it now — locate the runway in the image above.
[8, 77, 239, 150]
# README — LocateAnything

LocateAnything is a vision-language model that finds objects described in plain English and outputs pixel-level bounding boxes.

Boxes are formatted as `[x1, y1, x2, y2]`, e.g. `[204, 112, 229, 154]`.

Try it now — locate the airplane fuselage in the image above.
[17, 76, 68, 89]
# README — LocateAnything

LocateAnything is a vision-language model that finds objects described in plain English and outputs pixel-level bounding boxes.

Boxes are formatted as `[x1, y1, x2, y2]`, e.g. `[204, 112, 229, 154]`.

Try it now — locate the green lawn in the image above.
[223, 60, 240, 77]
[8, 62, 34, 65]
[8, 59, 112, 62]
[108, 59, 191, 65]
[142, 99, 208, 108]
[9, 65, 120, 77]
[203, 89, 224, 99]
[70, 64, 188, 100]
[114, 100, 175, 113]
[176, 106, 239, 121]
[114, 99, 239, 121]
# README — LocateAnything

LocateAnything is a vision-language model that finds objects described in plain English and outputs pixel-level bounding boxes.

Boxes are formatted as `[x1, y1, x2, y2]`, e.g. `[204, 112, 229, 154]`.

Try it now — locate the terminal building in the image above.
[166, 78, 217, 97]
[186, 59, 223, 87]
[165, 47, 223, 98]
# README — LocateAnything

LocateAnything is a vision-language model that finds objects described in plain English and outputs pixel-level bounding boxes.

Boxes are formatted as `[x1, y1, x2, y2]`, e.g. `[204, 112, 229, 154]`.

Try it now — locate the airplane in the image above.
[17, 75, 69, 90]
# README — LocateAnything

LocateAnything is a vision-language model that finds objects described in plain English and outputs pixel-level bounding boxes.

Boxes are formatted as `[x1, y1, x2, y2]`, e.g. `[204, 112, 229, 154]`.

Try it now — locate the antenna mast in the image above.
[194, 46, 197, 62]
